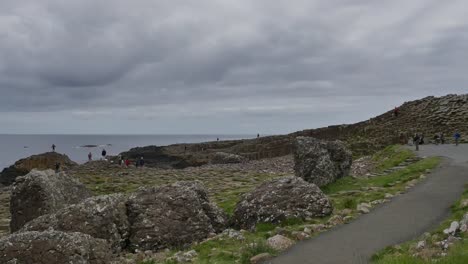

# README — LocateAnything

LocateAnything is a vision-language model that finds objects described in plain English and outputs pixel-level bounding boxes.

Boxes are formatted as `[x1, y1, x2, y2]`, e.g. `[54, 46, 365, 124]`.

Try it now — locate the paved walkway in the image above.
[269, 144, 468, 264]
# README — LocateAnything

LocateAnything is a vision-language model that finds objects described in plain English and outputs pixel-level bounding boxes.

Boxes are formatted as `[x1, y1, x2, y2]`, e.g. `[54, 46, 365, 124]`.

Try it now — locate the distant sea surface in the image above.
[0, 134, 253, 169]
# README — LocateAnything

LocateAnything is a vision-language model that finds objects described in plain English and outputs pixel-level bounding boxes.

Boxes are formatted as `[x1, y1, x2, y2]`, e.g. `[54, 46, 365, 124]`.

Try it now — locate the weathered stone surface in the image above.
[127, 181, 228, 250]
[250, 253, 272, 264]
[0, 152, 77, 186]
[10, 169, 92, 232]
[210, 152, 246, 164]
[357, 203, 371, 214]
[20, 194, 129, 252]
[266, 235, 294, 251]
[294, 137, 352, 186]
[232, 176, 332, 230]
[0, 231, 111, 264]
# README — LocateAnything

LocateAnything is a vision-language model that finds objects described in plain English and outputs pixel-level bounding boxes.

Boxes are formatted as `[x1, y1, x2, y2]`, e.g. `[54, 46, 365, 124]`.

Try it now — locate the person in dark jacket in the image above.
[455, 132, 461, 146]
[139, 157, 145, 167]
[52, 144, 56, 152]
[413, 134, 421, 151]
[101, 149, 107, 160]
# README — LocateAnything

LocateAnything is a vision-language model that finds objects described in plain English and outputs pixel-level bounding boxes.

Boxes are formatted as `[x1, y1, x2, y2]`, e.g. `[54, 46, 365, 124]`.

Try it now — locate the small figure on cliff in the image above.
[118, 155, 123, 166]
[139, 157, 145, 167]
[217, 138, 219, 141]
[257, 133, 260, 138]
[413, 134, 421, 151]
[125, 159, 130, 167]
[51, 144, 56, 152]
[393, 107, 399, 117]
[88, 152, 92, 161]
[55, 162, 61, 173]
[101, 149, 107, 160]
[454, 132, 461, 146]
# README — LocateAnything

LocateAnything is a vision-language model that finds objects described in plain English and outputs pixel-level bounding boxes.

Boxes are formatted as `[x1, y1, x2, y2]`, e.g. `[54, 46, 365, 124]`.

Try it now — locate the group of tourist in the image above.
[413, 131, 462, 151]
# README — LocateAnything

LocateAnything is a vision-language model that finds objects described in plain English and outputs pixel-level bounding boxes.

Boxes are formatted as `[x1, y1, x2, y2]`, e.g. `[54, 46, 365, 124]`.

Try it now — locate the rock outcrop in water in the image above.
[0, 231, 112, 264]
[127, 181, 228, 250]
[0, 152, 77, 186]
[20, 194, 129, 252]
[10, 169, 92, 232]
[232, 176, 332, 230]
[294, 137, 352, 187]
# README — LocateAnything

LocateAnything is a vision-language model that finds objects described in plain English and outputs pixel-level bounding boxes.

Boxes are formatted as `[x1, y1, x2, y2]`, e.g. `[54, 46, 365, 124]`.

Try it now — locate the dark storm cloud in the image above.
[1, 0, 468, 133]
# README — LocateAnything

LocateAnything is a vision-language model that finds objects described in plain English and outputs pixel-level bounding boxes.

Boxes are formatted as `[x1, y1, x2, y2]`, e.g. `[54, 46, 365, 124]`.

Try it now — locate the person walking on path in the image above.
[454, 132, 461, 146]
[440, 133, 445, 144]
[413, 134, 421, 151]
[101, 149, 107, 160]
[55, 162, 61, 173]
[88, 152, 92, 161]
[51, 144, 56, 152]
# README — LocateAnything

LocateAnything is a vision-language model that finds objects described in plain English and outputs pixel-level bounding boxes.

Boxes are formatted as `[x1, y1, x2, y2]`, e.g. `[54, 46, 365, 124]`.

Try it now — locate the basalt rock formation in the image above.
[119, 94, 468, 168]
[10, 169, 92, 232]
[127, 181, 228, 250]
[0, 231, 112, 264]
[0, 152, 77, 186]
[294, 137, 352, 186]
[20, 194, 129, 253]
[232, 176, 333, 230]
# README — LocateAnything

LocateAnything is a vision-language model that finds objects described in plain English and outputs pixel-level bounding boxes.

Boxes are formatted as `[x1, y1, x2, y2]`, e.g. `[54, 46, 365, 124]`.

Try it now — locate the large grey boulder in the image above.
[127, 181, 228, 250]
[232, 176, 333, 230]
[294, 137, 352, 186]
[210, 152, 246, 164]
[10, 169, 92, 232]
[0, 231, 111, 264]
[20, 194, 129, 252]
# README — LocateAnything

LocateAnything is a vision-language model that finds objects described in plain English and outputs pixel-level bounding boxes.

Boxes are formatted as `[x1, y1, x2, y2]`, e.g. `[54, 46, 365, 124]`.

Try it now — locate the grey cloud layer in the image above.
[1, 0, 467, 133]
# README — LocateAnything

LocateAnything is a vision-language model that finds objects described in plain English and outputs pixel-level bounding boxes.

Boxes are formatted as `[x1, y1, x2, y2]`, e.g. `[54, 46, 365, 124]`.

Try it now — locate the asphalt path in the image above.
[269, 144, 468, 264]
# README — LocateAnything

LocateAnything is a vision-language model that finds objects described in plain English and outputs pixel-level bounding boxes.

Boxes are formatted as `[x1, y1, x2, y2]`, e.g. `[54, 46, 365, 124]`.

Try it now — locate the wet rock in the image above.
[210, 152, 246, 164]
[294, 137, 352, 186]
[0, 231, 111, 264]
[127, 181, 227, 250]
[266, 235, 294, 251]
[0, 152, 77, 186]
[20, 194, 129, 252]
[10, 169, 92, 232]
[232, 176, 332, 230]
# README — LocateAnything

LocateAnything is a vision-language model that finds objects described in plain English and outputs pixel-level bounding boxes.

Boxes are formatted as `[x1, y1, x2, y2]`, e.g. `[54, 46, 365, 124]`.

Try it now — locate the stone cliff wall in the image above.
[120, 94, 468, 168]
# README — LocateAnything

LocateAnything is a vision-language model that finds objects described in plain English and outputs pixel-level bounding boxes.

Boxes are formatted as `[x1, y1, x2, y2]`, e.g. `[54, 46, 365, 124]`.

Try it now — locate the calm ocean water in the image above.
[0, 134, 253, 169]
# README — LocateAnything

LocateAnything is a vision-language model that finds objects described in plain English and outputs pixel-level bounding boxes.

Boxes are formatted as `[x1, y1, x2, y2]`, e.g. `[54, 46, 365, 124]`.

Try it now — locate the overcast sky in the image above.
[1, 0, 467, 135]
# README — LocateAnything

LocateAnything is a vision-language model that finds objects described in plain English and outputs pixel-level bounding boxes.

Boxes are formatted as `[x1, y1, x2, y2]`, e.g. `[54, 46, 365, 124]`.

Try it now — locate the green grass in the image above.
[372, 145, 414, 172]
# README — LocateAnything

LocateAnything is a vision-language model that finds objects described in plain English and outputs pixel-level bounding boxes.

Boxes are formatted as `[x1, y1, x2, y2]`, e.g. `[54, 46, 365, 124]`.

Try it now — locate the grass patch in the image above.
[372, 145, 414, 172]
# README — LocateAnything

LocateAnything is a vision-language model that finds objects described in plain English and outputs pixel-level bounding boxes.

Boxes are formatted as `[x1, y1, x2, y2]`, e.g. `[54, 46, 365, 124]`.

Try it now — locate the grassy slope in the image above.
[372, 187, 468, 264]
[143, 146, 441, 264]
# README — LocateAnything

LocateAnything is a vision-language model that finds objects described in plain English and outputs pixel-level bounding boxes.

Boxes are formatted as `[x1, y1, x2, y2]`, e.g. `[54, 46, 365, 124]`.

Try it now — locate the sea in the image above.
[0, 134, 253, 170]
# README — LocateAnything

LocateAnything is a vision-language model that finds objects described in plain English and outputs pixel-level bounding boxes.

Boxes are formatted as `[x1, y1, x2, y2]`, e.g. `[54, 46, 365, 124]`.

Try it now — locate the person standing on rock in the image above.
[454, 132, 461, 146]
[413, 134, 421, 151]
[51, 144, 56, 152]
[55, 162, 60, 173]
[101, 149, 107, 160]
[88, 152, 92, 161]
[139, 157, 145, 167]
[393, 107, 399, 117]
